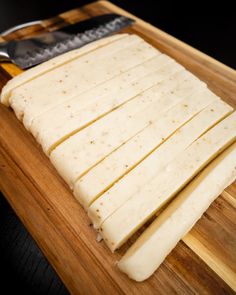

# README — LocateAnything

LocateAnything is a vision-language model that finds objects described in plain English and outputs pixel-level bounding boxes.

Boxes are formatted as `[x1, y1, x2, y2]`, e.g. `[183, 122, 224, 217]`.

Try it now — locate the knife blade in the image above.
[0, 14, 134, 69]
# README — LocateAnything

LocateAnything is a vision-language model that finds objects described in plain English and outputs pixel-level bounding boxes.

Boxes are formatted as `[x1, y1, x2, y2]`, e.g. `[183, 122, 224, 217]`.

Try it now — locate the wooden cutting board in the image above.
[0, 1, 235, 294]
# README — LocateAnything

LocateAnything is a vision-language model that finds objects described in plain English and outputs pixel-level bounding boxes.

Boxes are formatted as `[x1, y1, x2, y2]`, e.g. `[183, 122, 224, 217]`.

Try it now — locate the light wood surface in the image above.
[0, 1, 235, 294]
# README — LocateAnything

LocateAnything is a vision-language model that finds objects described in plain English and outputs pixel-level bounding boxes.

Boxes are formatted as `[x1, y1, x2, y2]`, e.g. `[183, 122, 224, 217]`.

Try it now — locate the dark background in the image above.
[0, 0, 235, 68]
[0, 1, 235, 294]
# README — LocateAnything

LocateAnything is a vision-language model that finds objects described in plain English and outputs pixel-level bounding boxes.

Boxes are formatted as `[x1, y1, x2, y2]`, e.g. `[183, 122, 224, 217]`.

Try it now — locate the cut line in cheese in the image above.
[23, 37, 162, 129]
[88, 98, 231, 226]
[99, 112, 236, 251]
[1, 32, 235, 283]
[30, 54, 180, 154]
[10, 34, 145, 121]
[10, 35, 159, 124]
[117, 142, 236, 282]
[78, 95, 229, 210]
[0, 34, 126, 106]
[50, 70, 204, 187]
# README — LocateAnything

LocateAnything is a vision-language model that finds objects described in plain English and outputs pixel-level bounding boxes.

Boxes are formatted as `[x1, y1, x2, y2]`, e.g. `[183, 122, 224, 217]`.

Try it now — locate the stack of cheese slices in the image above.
[1, 33, 236, 282]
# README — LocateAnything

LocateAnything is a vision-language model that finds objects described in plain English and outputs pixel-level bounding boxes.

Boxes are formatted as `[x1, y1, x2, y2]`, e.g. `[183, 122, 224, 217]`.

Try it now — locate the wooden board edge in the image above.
[98, 0, 236, 83]
[0, 1, 235, 292]
[0, 145, 124, 295]
[0, 63, 22, 78]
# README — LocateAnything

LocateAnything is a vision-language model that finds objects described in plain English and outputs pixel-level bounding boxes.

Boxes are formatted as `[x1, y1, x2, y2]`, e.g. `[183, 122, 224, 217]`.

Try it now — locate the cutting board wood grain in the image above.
[0, 1, 235, 294]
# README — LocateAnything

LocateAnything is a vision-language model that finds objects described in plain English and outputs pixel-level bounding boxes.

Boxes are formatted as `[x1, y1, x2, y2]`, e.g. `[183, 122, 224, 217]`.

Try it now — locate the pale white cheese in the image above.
[118, 142, 236, 282]
[10, 35, 158, 124]
[100, 112, 236, 251]
[87, 99, 232, 228]
[30, 54, 179, 154]
[77, 93, 228, 210]
[50, 70, 201, 188]
[0, 34, 126, 106]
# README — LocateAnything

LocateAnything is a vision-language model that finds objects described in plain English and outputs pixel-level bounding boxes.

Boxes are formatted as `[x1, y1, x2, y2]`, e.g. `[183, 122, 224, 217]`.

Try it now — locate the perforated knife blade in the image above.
[0, 14, 134, 69]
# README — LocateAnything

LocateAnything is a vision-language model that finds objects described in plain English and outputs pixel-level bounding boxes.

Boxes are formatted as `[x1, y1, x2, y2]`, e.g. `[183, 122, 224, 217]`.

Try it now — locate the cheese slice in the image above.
[100, 112, 236, 251]
[50, 70, 203, 187]
[30, 54, 179, 154]
[0, 34, 126, 106]
[87, 98, 232, 228]
[118, 142, 236, 282]
[10, 35, 158, 124]
[9, 35, 145, 121]
[78, 95, 228, 210]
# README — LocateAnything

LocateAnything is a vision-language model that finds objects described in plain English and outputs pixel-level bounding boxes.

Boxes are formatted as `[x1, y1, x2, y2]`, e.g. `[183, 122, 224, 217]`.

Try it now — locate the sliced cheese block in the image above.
[88, 98, 230, 225]
[78, 94, 228, 210]
[50, 70, 202, 187]
[118, 142, 236, 282]
[10, 35, 143, 121]
[0, 34, 126, 106]
[10, 35, 158, 124]
[30, 54, 179, 154]
[100, 112, 236, 251]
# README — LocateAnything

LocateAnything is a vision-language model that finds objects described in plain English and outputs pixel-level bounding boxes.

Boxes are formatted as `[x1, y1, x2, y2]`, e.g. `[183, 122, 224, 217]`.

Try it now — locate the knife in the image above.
[0, 14, 134, 69]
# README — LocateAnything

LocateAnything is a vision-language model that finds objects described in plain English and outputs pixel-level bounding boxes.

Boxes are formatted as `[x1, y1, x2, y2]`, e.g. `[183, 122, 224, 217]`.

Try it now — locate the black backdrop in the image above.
[0, 1, 235, 294]
[0, 0, 235, 68]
